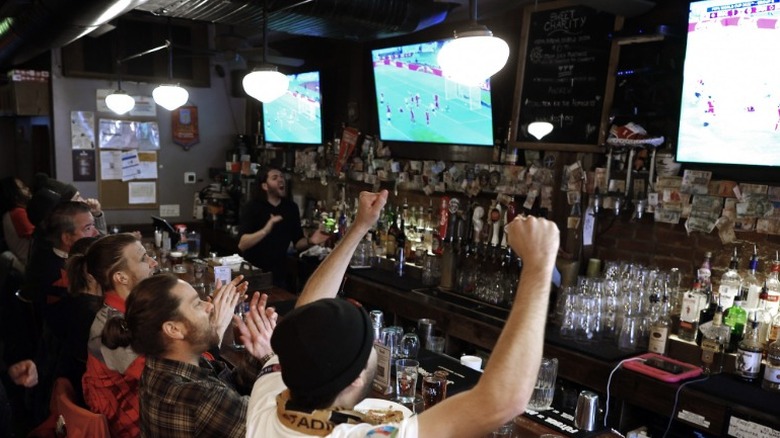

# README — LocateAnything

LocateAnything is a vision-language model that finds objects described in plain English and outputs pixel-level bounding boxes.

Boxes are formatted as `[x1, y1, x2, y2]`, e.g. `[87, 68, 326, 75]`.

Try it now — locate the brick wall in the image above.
[593, 217, 780, 289]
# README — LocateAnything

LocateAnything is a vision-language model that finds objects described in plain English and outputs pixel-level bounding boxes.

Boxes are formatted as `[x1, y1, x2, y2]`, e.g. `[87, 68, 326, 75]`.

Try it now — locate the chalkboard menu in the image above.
[511, 1, 619, 150]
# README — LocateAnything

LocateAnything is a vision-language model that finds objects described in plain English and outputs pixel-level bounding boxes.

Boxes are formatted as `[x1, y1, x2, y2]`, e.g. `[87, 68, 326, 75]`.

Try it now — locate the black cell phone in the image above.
[644, 357, 685, 374]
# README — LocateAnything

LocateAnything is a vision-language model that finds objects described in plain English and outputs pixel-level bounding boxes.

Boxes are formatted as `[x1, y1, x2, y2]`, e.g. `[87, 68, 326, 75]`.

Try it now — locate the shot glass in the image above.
[427, 336, 445, 354]
[527, 357, 558, 411]
[395, 359, 419, 404]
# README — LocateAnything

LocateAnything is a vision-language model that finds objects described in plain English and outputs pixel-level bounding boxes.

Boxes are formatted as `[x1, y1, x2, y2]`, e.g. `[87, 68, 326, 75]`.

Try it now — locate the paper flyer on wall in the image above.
[121, 150, 142, 181]
[128, 182, 156, 204]
[71, 111, 96, 149]
[99, 151, 122, 180]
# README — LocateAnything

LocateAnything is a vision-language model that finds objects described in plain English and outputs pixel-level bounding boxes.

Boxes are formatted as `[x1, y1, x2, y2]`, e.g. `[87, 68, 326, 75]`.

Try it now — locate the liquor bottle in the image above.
[386, 206, 399, 258]
[755, 286, 772, 351]
[766, 254, 780, 316]
[700, 304, 730, 374]
[724, 291, 747, 353]
[648, 291, 673, 355]
[698, 251, 713, 296]
[769, 301, 780, 346]
[736, 316, 763, 382]
[395, 213, 407, 276]
[718, 248, 742, 310]
[679, 281, 707, 342]
[433, 197, 449, 256]
[741, 245, 762, 311]
[697, 294, 718, 346]
[762, 336, 780, 392]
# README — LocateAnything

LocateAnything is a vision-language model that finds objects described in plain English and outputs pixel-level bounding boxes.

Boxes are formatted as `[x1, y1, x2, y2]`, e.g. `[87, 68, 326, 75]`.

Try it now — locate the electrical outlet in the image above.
[184, 172, 196, 184]
[159, 204, 180, 217]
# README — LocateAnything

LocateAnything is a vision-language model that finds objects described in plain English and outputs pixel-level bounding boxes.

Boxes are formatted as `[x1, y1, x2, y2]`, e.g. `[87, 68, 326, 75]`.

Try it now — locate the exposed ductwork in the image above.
[0, 0, 150, 68]
[135, 0, 457, 41]
[0, 0, 455, 69]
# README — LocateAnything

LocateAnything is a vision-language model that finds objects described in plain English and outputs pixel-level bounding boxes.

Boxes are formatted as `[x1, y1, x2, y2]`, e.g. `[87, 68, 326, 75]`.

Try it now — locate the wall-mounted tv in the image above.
[371, 40, 494, 146]
[676, 0, 780, 167]
[262, 71, 323, 145]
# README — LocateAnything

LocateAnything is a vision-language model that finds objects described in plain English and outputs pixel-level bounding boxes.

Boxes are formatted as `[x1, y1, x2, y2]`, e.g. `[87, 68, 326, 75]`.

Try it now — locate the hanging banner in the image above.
[172, 105, 199, 150]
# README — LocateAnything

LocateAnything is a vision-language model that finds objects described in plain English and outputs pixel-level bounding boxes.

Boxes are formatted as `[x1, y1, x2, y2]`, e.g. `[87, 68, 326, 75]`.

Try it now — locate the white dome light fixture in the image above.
[438, 26, 509, 87]
[152, 84, 189, 111]
[243, 0, 289, 103]
[528, 121, 554, 140]
[437, 0, 509, 87]
[243, 65, 289, 103]
[105, 89, 135, 115]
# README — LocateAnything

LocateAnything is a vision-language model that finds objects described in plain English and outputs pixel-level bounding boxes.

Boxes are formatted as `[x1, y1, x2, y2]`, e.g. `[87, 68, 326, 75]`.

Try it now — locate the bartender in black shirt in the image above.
[238, 166, 328, 289]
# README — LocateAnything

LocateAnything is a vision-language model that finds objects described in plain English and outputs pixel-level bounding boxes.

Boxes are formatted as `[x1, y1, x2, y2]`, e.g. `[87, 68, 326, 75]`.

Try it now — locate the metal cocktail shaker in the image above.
[574, 390, 600, 431]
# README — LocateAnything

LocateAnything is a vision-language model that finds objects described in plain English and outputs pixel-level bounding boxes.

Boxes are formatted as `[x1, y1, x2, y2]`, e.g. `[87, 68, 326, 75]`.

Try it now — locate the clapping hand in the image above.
[8, 360, 38, 388]
[210, 275, 247, 346]
[235, 292, 278, 360]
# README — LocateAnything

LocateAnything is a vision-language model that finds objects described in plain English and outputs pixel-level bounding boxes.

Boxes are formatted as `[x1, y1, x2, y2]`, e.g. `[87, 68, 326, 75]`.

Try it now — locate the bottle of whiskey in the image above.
[648, 292, 672, 355]
[736, 316, 763, 382]
[701, 304, 730, 374]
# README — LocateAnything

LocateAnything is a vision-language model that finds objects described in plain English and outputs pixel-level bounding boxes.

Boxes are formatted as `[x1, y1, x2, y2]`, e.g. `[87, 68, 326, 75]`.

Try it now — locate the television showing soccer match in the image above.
[262, 71, 323, 145]
[371, 40, 494, 146]
[676, 0, 780, 167]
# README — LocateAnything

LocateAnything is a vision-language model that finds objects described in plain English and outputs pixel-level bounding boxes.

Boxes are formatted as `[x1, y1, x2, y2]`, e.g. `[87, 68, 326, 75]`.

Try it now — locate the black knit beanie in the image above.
[271, 298, 374, 398]
[34, 173, 77, 202]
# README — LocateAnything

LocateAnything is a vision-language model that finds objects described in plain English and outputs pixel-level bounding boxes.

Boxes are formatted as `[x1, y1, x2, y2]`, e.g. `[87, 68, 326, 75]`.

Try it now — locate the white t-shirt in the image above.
[246, 357, 419, 438]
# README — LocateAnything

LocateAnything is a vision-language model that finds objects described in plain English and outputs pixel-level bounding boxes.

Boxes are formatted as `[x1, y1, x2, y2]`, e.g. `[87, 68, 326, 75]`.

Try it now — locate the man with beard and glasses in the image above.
[238, 165, 328, 289]
[102, 273, 278, 437]
[245, 190, 560, 438]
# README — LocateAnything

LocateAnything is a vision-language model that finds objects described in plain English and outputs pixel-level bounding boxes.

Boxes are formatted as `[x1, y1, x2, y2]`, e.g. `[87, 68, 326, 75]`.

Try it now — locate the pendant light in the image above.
[106, 37, 135, 115]
[242, 0, 289, 103]
[437, 0, 509, 87]
[153, 25, 188, 111]
[105, 69, 135, 115]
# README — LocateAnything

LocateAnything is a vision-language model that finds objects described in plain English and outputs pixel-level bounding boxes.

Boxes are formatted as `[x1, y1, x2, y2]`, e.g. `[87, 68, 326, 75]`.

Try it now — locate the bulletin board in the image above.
[96, 117, 160, 210]
[510, 0, 623, 152]
[98, 178, 158, 210]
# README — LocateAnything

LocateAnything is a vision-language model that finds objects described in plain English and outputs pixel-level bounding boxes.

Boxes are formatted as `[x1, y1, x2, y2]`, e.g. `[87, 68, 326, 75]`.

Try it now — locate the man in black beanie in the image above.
[246, 190, 560, 437]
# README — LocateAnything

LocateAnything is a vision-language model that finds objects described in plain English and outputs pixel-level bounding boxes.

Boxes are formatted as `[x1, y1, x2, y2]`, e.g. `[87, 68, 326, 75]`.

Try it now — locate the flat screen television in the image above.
[371, 40, 494, 146]
[676, 0, 780, 167]
[262, 71, 323, 145]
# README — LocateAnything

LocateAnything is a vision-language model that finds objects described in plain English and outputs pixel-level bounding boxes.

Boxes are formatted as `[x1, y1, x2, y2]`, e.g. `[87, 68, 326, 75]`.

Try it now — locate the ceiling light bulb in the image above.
[438, 27, 509, 87]
[152, 84, 189, 111]
[105, 89, 135, 115]
[243, 66, 290, 103]
[528, 121, 554, 140]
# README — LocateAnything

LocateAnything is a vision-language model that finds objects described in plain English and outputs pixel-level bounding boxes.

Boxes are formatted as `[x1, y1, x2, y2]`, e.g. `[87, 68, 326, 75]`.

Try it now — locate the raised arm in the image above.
[296, 190, 387, 308]
[417, 215, 559, 438]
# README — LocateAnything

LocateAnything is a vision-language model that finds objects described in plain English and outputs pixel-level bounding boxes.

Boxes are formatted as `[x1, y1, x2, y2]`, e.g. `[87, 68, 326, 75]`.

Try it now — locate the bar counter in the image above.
[342, 266, 780, 437]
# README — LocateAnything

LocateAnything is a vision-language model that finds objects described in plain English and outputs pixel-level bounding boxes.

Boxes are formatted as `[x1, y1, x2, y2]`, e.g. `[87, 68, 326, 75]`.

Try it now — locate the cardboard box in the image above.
[0, 81, 50, 115]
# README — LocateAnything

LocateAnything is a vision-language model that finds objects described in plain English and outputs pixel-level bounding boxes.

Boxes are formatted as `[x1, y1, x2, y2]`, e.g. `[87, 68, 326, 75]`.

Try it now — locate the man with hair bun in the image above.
[105, 273, 277, 437]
